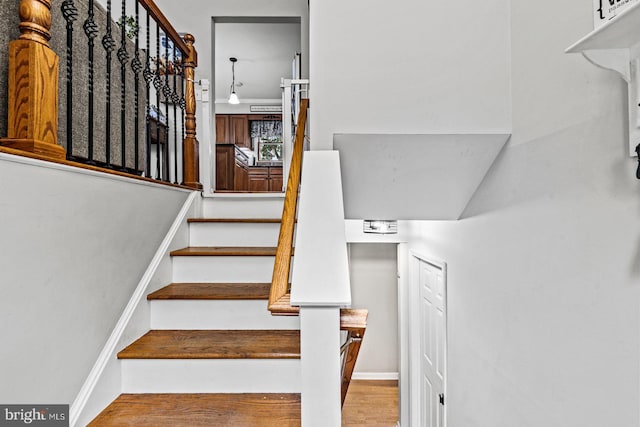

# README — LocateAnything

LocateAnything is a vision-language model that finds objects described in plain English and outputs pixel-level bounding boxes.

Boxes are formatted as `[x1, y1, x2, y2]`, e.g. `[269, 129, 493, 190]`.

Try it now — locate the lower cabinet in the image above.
[234, 159, 249, 191]
[215, 144, 235, 191]
[269, 167, 283, 192]
[233, 164, 282, 192]
[248, 167, 270, 192]
[218, 149, 283, 192]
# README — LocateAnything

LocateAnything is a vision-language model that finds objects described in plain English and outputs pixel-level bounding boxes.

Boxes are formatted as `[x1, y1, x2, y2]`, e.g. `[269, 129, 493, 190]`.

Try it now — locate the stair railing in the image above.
[1, 0, 201, 189]
[339, 309, 368, 406]
[268, 97, 309, 315]
[268, 99, 369, 421]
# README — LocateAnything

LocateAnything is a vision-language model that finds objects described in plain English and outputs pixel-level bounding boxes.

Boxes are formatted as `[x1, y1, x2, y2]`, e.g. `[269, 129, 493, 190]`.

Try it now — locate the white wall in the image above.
[309, 0, 511, 149]
[406, 1, 640, 426]
[313, 0, 639, 425]
[152, 0, 309, 85]
[0, 155, 191, 404]
[348, 243, 398, 376]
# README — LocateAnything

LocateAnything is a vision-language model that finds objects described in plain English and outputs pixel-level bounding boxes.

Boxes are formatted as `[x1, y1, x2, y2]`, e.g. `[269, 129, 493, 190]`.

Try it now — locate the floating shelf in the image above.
[566, 2, 640, 157]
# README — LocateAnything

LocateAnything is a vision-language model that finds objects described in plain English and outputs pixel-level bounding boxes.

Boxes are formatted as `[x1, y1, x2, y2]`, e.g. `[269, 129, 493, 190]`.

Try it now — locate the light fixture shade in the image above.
[228, 91, 240, 104]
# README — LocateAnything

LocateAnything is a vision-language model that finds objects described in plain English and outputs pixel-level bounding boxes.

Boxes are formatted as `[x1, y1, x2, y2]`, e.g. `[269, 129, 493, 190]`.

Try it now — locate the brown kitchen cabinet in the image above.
[215, 144, 235, 191]
[269, 167, 283, 191]
[247, 166, 282, 192]
[234, 159, 249, 191]
[215, 114, 250, 148]
[215, 115, 229, 143]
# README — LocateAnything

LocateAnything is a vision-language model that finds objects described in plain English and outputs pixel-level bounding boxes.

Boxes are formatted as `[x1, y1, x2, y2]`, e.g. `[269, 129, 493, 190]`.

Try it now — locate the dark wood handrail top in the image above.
[138, 0, 190, 56]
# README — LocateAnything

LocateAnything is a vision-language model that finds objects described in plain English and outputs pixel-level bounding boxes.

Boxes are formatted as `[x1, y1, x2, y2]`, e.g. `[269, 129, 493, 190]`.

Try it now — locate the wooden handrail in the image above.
[268, 98, 309, 314]
[138, 0, 189, 56]
[340, 308, 368, 407]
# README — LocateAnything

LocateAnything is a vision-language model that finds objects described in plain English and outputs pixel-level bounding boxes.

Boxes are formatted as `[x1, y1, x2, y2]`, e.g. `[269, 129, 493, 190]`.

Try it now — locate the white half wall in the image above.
[0, 155, 192, 405]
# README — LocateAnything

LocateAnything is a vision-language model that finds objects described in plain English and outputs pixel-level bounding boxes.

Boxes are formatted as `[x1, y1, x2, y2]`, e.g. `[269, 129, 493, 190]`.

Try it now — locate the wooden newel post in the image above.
[0, 0, 64, 159]
[181, 34, 202, 189]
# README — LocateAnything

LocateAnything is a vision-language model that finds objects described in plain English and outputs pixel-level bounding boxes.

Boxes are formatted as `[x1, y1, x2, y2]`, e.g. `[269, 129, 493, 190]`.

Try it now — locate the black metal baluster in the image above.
[143, 11, 152, 177]
[118, 0, 129, 170]
[102, 0, 115, 166]
[171, 45, 179, 184]
[153, 24, 162, 180]
[61, 0, 77, 159]
[83, 0, 98, 163]
[131, 1, 142, 173]
[162, 35, 171, 182]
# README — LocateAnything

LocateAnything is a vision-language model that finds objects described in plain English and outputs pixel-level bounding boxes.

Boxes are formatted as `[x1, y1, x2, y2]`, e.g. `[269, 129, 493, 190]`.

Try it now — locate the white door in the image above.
[418, 259, 446, 427]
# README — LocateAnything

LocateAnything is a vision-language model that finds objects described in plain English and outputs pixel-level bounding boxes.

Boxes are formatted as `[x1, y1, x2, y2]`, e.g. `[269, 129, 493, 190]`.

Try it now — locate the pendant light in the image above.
[228, 57, 240, 104]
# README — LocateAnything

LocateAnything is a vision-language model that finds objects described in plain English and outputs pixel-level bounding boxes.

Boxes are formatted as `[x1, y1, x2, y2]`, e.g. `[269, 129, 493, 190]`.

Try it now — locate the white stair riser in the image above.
[172, 256, 288, 283]
[121, 359, 300, 393]
[202, 198, 284, 219]
[189, 222, 284, 247]
[150, 300, 300, 330]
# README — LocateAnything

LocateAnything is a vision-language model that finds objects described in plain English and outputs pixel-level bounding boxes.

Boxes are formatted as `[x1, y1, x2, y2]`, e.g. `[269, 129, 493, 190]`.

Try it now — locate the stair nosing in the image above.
[188, 218, 283, 223]
[147, 283, 273, 300]
[117, 330, 301, 360]
[170, 246, 290, 257]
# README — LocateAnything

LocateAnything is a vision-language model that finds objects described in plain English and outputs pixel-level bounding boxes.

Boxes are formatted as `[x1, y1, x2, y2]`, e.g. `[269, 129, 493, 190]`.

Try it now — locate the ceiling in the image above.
[214, 20, 301, 103]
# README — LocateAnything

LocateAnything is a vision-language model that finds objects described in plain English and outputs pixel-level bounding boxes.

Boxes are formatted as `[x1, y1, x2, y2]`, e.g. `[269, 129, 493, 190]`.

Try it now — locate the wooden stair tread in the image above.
[88, 393, 300, 426]
[170, 246, 291, 256]
[147, 283, 271, 300]
[188, 218, 282, 223]
[340, 309, 369, 330]
[117, 330, 300, 359]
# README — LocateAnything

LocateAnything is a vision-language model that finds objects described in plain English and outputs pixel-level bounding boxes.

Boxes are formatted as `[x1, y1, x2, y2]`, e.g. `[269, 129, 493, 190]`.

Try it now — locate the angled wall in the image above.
[0, 155, 191, 404]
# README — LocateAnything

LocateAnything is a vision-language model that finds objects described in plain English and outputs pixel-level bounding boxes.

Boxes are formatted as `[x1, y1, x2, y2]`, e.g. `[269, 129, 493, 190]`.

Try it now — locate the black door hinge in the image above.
[439, 393, 445, 405]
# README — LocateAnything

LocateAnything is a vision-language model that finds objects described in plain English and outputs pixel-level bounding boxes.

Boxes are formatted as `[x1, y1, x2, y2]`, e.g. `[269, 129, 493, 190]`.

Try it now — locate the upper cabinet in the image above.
[215, 115, 229, 144]
[566, 3, 640, 157]
[215, 114, 250, 148]
[215, 114, 283, 159]
[249, 115, 283, 163]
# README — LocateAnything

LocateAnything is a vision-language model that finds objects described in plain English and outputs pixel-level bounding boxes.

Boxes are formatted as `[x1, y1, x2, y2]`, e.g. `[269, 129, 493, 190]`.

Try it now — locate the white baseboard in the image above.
[352, 372, 399, 380]
[69, 191, 199, 426]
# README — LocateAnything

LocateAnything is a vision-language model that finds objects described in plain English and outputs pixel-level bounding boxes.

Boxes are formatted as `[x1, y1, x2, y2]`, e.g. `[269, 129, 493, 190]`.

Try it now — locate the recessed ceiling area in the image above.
[214, 18, 301, 104]
[334, 134, 510, 220]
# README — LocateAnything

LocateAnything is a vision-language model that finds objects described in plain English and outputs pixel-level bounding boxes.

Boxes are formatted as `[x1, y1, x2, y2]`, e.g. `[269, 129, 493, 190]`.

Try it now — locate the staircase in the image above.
[89, 199, 303, 426]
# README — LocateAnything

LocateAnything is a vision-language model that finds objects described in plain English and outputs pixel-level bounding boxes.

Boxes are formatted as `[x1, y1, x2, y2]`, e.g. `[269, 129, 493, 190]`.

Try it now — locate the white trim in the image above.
[352, 372, 399, 380]
[69, 191, 199, 426]
[207, 192, 285, 199]
[0, 152, 194, 193]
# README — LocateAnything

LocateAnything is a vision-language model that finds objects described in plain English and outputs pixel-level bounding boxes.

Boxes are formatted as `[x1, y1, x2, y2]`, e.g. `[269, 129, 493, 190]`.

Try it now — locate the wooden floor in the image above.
[342, 380, 398, 427]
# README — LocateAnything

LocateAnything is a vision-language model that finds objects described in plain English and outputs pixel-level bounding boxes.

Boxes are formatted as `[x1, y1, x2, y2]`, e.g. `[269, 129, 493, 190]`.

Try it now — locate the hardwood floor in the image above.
[342, 380, 398, 427]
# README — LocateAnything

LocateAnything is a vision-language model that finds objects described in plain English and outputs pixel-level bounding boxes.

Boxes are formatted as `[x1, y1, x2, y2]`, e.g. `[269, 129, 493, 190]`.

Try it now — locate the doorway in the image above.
[408, 253, 447, 427]
[211, 17, 301, 193]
